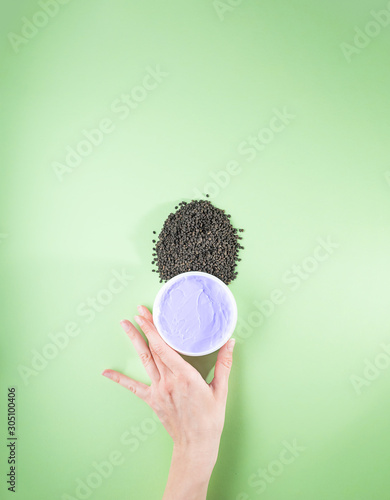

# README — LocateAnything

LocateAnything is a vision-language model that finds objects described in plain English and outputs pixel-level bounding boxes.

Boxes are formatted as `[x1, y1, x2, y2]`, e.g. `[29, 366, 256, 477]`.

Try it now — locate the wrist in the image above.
[173, 439, 220, 476]
[163, 444, 217, 500]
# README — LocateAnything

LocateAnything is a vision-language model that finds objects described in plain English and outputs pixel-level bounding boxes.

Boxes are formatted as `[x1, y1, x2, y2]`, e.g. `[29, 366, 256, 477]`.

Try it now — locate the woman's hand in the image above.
[102, 305, 235, 499]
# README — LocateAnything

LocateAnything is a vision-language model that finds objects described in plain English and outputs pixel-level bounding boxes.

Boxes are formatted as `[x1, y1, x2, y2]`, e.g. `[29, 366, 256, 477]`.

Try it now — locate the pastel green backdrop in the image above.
[1, 1, 390, 499]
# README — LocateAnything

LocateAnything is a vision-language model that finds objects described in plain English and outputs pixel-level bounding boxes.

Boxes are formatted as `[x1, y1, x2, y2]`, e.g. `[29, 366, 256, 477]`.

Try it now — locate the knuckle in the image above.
[127, 384, 136, 394]
[160, 378, 174, 395]
[179, 374, 193, 388]
[151, 343, 165, 359]
[112, 373, 121, 384]
[140, 351, 152, 367]
[219, 356, 233, 370]
[127, 328, 137, 340]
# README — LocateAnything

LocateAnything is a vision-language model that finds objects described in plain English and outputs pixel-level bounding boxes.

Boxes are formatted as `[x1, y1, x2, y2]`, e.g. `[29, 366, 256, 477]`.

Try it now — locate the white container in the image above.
[153, 271, 237, 356]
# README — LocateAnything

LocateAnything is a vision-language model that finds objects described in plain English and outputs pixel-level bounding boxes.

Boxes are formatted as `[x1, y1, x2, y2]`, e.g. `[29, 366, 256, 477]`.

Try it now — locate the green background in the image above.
[1, 1, 390, 499]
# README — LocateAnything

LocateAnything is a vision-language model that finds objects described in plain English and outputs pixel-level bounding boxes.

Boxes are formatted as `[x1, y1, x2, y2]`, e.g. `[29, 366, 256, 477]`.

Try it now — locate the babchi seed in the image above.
[152, 200, 243, 285]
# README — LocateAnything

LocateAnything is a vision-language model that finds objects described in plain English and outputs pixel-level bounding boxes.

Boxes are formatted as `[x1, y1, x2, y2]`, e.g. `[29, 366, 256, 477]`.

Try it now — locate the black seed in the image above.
[151, 200, 244, 284]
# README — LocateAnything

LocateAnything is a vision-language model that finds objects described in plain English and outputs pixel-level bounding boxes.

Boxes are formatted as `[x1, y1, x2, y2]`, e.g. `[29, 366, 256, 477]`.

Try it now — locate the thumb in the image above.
[210, 338, 235, 400]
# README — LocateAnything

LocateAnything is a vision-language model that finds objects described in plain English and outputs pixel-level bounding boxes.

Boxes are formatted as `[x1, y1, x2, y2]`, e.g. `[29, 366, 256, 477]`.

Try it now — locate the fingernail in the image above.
[120, 320, 131, 332]
[227, 339, 235, 352]
[102, 370, 111, 378]
[136, 305, 143, 314]
[134, 315, 144, 326]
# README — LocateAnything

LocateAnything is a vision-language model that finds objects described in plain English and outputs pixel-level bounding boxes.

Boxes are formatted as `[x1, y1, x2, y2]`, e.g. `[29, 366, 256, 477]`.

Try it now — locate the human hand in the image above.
[102, 305, 235, 471]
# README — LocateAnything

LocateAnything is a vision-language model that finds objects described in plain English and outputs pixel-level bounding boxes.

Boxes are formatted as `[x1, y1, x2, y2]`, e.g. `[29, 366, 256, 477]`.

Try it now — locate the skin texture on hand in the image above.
[102, 305, 235, 500]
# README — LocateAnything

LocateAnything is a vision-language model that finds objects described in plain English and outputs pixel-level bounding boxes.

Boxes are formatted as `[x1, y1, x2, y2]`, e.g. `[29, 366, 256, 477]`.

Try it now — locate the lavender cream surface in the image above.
[158, 274, 232, 354]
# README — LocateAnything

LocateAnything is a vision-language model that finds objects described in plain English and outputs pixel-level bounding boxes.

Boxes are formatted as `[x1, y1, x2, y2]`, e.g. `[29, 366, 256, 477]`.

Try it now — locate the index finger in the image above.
[120, 319, 160, 383]
[134, 315, 188, 376]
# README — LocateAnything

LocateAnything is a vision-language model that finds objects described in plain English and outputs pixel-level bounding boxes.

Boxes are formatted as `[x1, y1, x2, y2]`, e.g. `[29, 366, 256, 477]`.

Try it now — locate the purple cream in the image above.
[157, 274, 232, 355]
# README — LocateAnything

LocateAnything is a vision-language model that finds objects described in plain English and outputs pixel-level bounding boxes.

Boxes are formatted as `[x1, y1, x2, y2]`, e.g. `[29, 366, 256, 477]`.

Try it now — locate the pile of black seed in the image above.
[151, 199, 244, 285]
